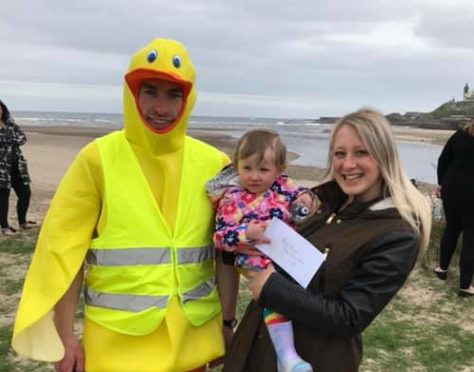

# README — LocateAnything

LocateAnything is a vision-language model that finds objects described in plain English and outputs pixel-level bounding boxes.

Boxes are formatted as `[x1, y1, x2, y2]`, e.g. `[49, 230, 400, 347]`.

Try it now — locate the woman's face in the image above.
[331, 124, 383, 203]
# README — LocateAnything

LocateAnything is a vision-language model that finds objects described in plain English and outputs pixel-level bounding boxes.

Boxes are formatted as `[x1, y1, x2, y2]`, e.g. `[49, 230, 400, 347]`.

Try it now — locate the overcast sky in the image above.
[1, 0, 473, 118]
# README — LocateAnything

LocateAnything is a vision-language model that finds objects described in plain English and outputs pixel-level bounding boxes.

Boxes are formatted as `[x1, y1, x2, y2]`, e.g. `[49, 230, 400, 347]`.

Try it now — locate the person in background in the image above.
[434, 118, 474, 297]
[207, 129, 316, 372]
[12, 38, 239, 372]
[223, 108, 431, 372]
[0, 99, 35, 235]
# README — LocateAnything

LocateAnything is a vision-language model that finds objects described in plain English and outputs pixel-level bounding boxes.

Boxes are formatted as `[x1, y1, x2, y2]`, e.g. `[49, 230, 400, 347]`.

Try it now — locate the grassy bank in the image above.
[360, 219, 474, 371]
[1, 221, 473, 371]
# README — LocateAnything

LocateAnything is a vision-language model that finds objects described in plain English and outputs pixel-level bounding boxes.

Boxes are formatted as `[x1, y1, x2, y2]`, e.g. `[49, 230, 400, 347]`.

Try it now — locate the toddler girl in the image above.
[207, 129, 316, 372]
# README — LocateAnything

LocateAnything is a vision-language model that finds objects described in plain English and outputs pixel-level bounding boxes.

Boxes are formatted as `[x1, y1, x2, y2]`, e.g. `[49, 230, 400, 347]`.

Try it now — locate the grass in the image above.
[1, 278, 24, 296]
[0, 235, 36, 254]
[1, 221, 474, 371]
[0, 326, 14, 371]
[362, 295, 474, 371]
[0, 231, 54, 371]
[360, 219, 474, 371]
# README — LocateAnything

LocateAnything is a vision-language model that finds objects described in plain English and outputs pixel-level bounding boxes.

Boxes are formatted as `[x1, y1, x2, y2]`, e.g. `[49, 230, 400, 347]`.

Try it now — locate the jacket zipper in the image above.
[326, 212, 337, 224]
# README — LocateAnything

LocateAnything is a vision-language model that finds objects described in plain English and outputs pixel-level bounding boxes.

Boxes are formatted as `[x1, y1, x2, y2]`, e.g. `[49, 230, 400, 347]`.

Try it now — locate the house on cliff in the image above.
[463, 83, 474, 101]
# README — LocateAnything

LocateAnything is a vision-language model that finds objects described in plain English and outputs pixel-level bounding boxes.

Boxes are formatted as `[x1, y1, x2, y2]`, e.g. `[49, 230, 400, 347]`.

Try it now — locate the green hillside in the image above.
[429, 100, 474, 119]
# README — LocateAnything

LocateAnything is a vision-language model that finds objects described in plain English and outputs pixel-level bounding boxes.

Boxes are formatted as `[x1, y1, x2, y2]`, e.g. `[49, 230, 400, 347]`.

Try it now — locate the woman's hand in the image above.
[247, 264, 276, 300]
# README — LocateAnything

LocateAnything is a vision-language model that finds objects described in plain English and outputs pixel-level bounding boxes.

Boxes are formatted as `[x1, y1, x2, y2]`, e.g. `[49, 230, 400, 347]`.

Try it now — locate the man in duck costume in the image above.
[12, 38, 239, 372]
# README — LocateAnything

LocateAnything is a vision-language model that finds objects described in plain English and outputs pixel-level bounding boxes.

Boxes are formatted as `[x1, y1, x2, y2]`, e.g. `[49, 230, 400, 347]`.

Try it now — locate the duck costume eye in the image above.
[172, 55, 182, 68]
[147, 50, 158, 63]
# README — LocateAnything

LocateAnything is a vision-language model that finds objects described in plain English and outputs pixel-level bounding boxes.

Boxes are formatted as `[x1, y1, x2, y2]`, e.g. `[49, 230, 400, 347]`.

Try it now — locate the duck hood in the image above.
[123, 38, 196, 156]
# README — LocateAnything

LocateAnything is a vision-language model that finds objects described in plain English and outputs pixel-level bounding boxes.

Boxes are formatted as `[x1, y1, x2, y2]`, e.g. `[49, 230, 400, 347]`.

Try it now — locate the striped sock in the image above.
[263, 309, 313, 372]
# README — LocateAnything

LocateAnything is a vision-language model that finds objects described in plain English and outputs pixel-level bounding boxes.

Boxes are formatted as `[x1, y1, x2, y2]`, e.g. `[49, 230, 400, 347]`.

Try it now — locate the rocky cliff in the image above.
[388, 100, 474, 129]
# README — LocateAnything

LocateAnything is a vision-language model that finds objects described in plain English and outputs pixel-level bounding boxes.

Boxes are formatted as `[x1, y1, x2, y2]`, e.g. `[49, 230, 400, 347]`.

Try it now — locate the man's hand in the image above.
[54, 335, 85, 372]
[207, 325, 234, 368]
[53, 268, 84, 372]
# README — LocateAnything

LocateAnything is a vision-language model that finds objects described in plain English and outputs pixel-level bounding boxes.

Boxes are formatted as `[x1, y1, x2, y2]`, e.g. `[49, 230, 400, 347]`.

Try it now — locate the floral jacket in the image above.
[0, 119, 30, 188]
[207, 166, 306, 256]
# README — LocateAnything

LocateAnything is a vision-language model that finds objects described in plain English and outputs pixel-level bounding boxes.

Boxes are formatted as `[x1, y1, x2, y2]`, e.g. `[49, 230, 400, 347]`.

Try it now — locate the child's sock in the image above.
[263, 309, 313, 372]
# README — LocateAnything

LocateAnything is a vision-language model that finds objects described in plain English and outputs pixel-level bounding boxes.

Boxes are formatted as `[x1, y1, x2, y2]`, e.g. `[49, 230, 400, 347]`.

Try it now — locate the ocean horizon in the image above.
[13, 110, 442, 184]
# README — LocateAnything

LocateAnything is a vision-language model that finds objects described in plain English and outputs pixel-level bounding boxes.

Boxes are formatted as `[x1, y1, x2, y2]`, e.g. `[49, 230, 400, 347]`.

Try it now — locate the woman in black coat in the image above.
[0, 99, 35, 235]
[434, 119, 474, 297]
[223, 109, 431, 372]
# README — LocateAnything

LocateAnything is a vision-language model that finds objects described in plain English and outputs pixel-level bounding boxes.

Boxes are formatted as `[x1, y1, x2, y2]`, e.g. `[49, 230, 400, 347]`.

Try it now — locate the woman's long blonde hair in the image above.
[465, 120, 474, 136]
[326, 108, 432, 252]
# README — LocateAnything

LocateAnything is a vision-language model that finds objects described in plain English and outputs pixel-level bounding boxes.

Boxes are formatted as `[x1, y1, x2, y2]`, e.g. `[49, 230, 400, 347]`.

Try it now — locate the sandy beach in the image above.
[12, 124, 452, 228]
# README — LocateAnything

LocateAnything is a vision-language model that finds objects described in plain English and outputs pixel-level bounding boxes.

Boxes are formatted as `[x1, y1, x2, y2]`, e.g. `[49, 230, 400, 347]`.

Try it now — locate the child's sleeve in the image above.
[213, 196, 254, 252]
[273, 174, 312, 201]
[205, 164, 239, 208]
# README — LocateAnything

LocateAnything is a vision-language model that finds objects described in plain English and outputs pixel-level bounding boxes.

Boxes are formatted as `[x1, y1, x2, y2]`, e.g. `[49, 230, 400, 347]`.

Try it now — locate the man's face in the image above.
[138, 79, 185, 132]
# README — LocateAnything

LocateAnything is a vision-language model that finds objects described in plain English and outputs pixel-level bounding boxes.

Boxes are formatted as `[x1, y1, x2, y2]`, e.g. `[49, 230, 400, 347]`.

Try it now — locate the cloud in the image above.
[0, 80, 122, 113]
[1, 0, 473, 117]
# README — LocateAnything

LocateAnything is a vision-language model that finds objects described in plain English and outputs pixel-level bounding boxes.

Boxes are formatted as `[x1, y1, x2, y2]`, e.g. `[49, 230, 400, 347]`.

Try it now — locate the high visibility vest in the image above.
[84, 131, 223, 336]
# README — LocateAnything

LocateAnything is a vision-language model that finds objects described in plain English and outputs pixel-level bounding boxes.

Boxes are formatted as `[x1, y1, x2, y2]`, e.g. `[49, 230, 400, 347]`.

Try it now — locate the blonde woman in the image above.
[223, 108, 431, 372]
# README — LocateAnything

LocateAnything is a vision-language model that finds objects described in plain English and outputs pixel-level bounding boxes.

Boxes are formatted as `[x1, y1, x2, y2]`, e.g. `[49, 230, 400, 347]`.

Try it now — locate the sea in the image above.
[13, 110, 443, 184]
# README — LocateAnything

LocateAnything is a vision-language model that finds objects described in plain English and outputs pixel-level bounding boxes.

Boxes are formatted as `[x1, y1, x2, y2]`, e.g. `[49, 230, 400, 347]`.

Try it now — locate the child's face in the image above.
[237, 147, 282, 195]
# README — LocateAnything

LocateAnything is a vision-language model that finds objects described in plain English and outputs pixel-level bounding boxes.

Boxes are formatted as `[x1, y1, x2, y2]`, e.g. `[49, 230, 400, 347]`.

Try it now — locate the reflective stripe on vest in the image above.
[85, 287, 169, 312]
[86, 247, 170, 266]
[85, 278, 216, 311]
[181, 278, 216, 303]
[86, 245, 214, 266]
[176, 245, 215, 264]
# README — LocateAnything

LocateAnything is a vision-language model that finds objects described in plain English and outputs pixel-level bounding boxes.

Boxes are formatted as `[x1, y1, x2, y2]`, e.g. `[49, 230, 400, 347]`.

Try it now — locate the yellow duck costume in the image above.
[12, 38, 229, 371]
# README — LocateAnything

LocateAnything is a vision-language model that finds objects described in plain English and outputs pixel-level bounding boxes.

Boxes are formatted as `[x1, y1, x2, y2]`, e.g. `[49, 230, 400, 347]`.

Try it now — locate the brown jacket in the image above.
[224, 182, 419, 372]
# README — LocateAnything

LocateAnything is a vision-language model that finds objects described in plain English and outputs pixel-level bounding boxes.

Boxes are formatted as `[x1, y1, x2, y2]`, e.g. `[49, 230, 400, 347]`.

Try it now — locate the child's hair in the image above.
[233, 129, 286, 170]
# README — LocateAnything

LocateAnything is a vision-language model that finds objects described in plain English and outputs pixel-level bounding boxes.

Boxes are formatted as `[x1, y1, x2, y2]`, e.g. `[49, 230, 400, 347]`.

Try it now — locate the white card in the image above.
[255, 218, 325, 288]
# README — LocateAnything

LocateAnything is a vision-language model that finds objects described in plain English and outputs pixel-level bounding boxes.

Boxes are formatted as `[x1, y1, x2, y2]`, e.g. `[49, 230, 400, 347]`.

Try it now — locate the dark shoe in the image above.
[458, 289, 474, 298]
[20, 221, 37, 231]
[433, 268, 447, 281]
[1, 226, 17, 236]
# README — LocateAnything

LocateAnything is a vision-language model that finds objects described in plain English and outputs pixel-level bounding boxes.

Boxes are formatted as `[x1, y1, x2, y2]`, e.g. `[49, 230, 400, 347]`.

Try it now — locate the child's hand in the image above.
[296, 191, 320, 210]
[246, 221, 271, 245]
[296, 193, 313, 209]
[291, 191, 321, 223]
